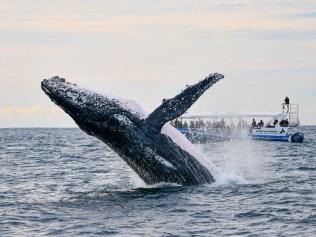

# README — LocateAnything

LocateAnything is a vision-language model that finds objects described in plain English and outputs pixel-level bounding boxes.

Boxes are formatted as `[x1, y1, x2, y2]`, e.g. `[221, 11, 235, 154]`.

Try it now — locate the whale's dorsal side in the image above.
[145, 73, 224, 132]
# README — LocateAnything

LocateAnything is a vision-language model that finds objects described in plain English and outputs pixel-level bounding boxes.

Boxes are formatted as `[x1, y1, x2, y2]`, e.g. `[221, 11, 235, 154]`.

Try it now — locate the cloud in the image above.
[0, 106, 61, 115]
[0, 106, 75, 127]
[1, 10, 315, 34]
[291, 12, 316, 19]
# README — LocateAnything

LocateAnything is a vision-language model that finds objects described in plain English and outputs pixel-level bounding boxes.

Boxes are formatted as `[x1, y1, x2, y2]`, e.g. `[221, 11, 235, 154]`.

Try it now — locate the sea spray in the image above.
[201, 130, 273, 184]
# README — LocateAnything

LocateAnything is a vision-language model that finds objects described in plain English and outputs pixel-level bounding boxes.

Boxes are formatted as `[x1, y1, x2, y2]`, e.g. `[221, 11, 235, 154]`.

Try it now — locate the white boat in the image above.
[251, 103, 304, 143]
[174, 103, 304, 143]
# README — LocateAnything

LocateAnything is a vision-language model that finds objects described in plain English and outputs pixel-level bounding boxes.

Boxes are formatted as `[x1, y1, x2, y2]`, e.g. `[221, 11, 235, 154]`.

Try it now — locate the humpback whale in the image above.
[41, 73, 224, 185]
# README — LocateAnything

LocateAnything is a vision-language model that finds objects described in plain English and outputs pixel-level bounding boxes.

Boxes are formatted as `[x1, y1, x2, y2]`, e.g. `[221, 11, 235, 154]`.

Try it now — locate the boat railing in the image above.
[281, 103, 299, 127]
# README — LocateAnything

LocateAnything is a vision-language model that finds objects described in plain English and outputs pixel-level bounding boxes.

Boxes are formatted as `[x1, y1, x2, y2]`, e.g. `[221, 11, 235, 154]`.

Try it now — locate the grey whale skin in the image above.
[41, 73, 224, 185]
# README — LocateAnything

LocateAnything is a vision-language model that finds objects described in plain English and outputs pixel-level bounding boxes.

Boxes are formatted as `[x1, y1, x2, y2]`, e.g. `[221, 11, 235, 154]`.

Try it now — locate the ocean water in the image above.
[0, 127, 315, 236]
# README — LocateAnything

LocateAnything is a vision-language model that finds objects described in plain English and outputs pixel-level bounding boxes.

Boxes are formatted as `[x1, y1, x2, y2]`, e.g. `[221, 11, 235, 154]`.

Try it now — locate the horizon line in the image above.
[1, 124, 315, 129]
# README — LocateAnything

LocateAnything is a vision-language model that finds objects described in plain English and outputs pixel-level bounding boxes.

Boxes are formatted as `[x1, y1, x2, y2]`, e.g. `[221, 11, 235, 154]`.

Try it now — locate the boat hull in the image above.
[290, 132, 304, 143]
[251, 132, 304, 143]
[176, 128, 304, 143]
[251, 134, 290, 142]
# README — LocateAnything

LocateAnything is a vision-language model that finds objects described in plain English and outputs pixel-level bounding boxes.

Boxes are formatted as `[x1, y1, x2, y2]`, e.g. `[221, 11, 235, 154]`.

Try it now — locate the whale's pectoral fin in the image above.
[145, 73, 224, 132]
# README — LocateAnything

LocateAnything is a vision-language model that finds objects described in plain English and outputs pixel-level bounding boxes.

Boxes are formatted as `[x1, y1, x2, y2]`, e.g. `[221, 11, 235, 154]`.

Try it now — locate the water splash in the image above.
[200, 131, 272, 185]
[214, 173, 248, 186]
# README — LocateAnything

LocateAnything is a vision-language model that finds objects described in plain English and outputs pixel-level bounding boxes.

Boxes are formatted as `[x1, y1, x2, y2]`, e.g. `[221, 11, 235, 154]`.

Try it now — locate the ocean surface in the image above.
[0, 127, 315, 236]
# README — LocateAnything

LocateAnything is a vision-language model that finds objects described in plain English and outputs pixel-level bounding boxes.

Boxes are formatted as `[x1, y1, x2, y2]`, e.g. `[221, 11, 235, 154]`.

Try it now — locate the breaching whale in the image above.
[41, 73, 224, 185]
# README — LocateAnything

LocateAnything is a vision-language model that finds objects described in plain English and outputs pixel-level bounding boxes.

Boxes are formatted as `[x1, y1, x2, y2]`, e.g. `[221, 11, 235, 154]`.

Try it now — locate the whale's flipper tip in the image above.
[145, 73, 224, 132]
[214, 72, 224, 80]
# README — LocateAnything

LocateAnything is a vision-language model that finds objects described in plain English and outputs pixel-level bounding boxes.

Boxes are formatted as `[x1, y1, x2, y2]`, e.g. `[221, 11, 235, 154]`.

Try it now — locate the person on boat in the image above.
[174, 118, 180, 128]
[195, 120, 200, 129]
[183, 121, 188, 129]
[258, 120, 264, 128]
[284, 96, 290, 112]
[190, 121, 195, 129]
[280, 119, 289, 127]
[220, 118, 226, 129]
[178, 120, 183, 128]
[198, 119, 205, 128]
[273, 119, 278, 126]
[251, 118, 257, 128]
[206, 121, 211, 129]
[170, 120, 175, 127]
[280, 119, 285, 126]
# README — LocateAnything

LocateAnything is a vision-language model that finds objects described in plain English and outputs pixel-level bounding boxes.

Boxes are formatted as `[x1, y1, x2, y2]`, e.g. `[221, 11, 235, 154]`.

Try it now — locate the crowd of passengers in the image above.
[171, 118, 249, 129]
[251, 118, 289, 128]
[172, 117, 290, 130]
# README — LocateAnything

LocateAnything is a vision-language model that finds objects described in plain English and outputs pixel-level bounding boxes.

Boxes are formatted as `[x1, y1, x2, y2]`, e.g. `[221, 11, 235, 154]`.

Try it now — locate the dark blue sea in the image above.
[0, 127, 315, 236]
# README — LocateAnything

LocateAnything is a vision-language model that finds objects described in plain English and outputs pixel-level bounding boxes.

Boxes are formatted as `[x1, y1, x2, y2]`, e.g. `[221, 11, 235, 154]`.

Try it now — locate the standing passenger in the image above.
[251, 118, 257, 128]
[284, 96, 290, 112]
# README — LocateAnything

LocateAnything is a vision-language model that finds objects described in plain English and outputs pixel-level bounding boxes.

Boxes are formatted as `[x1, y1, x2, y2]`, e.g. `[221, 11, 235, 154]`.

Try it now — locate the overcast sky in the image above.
[0, 0, 315, 127]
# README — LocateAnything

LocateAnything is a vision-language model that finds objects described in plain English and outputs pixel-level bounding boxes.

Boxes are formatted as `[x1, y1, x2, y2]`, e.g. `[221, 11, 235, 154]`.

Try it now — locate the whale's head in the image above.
[41, 76, 145, 138]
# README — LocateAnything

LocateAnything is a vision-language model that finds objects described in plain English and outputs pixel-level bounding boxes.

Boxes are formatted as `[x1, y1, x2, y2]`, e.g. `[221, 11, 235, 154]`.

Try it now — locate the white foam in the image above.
[214, 173, 248, 186]
[145, 182, 182, 189]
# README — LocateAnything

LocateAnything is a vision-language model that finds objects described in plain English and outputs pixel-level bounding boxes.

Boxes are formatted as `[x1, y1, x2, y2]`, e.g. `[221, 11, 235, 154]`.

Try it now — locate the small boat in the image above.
[251, 103, 304, 143]
[173, 103, 304, 143]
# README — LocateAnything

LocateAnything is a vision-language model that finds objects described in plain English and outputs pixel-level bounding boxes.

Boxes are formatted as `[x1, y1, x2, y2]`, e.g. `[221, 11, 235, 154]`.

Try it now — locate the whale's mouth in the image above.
[41, 80, 60, 106]
[41, 76, 78, 97]
[41, 76, 84, 118]
[41, 82, 54, 99]
[41, 78, 65, 108]
[41, 77, 65, 98]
